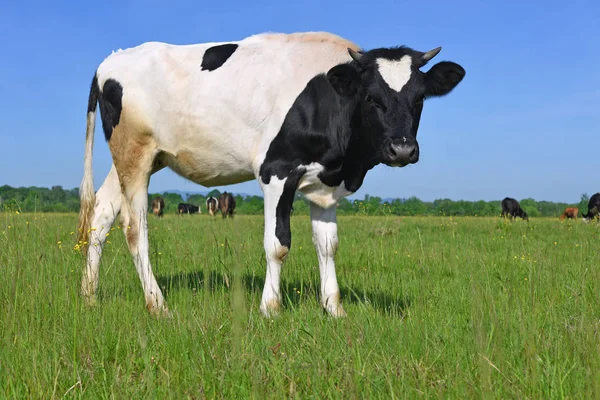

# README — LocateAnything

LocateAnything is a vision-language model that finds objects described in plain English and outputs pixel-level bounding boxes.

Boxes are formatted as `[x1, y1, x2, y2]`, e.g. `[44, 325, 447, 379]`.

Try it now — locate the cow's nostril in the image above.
[409, 147, 417, 158]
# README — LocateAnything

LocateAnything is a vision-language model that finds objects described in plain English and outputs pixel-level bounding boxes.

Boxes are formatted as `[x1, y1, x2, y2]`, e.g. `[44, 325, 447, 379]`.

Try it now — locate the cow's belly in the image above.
[152, 103, 263, 187]
[164, 148, 255, 187]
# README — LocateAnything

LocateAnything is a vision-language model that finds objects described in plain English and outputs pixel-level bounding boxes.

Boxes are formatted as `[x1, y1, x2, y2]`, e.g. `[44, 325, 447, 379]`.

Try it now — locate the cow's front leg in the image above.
[310, 202, 346, 317]
[259, 173, 299, 317]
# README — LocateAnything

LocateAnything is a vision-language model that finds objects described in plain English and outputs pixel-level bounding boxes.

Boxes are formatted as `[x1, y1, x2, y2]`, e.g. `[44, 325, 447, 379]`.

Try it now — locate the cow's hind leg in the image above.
[81, 164, 122, 303]
[110, 133, 167, 315]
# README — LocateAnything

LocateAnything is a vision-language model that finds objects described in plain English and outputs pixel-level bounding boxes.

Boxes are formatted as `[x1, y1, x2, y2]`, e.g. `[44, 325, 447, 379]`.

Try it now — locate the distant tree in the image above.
[207, 189, 221, 198]
[291, 193, 310, 216]
[187, 194, 206, 207]
[578, 193, 589, 214]
[236, 195, 263, 215]
[336, 198, 353, 214]
[519, 198, 540, 218]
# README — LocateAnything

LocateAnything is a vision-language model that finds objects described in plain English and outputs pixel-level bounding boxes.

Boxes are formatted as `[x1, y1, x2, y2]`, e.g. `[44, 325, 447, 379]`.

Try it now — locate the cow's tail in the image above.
[76, 74, 100, 254]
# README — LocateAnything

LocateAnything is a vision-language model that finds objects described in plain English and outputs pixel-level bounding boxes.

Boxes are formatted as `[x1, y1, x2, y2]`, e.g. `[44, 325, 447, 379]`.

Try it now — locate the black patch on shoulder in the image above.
[258, 69, 366, 189]
[201, 44, 238, 71]
[98, 79, 123, 141]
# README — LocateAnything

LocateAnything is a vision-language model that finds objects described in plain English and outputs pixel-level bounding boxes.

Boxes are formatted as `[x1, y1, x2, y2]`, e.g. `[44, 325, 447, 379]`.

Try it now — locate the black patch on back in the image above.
[98, 79, 123, 141]
[201, 44, 238, 71]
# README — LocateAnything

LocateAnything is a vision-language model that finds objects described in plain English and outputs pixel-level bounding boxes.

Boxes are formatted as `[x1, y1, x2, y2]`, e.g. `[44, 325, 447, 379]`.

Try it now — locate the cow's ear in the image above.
[424, 61, 465, 97]
[327, 64, 361, 97]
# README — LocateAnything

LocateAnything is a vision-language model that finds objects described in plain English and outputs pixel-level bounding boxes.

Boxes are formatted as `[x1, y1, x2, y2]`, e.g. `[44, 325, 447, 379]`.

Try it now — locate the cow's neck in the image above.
[338, 110, 378, 192]
[316, 103, 378, 193]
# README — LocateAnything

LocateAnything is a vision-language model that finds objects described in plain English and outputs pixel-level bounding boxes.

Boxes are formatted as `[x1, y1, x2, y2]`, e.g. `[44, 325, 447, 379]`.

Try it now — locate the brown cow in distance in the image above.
[219, 192, 236, 219]
[560, 207, 578, 220]
[151, 196, 165, 217]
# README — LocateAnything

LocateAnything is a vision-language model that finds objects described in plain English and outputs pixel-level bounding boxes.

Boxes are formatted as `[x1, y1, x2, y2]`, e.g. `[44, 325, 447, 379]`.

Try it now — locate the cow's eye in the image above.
[365, 95, 384, 110]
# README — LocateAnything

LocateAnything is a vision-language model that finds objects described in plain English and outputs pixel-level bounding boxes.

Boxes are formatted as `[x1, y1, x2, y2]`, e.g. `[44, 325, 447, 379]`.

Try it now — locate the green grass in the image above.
[1, 212, 599, 398]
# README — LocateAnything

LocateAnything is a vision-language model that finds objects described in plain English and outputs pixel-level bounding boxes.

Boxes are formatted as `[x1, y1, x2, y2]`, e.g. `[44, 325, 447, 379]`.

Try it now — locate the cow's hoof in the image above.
[82, 294, 97, 307]
[148, 305, 170, 319]
[325, 304, 347, 318]
[323, 293, 346, 318]
[146, 298, 169, 318]
[260, 299, 281, 318]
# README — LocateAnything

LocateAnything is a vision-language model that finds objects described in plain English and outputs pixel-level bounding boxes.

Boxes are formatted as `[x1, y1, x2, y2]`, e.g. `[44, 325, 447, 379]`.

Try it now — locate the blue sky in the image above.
[1, 0, 598, 202]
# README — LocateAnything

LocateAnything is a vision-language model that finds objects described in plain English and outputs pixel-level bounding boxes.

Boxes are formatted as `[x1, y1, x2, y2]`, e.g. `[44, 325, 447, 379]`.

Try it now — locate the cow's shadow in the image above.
[156, 270, 410, 317]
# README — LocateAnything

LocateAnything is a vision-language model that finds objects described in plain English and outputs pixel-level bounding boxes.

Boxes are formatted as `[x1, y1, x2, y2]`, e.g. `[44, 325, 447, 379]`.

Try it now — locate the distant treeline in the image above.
[0, 185, 591, 217]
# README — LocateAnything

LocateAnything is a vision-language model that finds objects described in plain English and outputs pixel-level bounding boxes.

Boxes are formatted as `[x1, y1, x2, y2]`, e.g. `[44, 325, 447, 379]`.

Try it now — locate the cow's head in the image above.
[327, 45, 465, 167]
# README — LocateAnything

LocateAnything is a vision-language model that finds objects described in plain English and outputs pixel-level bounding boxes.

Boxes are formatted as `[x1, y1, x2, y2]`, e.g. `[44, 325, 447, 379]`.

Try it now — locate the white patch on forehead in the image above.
[376, 55, 413, 92]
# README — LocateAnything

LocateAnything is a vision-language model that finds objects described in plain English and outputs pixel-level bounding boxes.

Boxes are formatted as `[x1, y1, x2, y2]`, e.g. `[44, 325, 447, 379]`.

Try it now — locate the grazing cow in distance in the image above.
[151, 196, 165, 217]
[501, 197, 529, 221]
[76, 31, 465, 317]
[560, 207, 578, 220]
[206, 196, 219, 216]
[582, 193, 600, 222]
[219, 192, 236, 219]
[178, 203, 200, 215]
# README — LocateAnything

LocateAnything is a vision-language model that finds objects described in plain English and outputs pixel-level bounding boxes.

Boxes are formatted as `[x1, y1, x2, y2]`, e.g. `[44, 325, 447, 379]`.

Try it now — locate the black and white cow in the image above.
[77, 31, 465, 317]
[582, 192, 600, 222]
[501, 197, 529, 221]
[178, 203, 200, 215]
[206, 196, 219, 216]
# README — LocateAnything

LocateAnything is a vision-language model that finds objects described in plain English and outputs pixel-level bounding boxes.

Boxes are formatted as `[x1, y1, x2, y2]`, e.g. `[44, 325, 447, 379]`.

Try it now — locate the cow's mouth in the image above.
[386, 161, 411, 167]
[382, 138, 420, 167]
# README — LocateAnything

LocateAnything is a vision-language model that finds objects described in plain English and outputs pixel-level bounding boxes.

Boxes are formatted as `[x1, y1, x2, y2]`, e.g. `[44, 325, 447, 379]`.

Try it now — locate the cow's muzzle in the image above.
[386, 137, 419, 166]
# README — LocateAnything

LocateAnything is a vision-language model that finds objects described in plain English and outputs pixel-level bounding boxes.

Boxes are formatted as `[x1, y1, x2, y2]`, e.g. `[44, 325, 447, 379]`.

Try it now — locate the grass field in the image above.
[1, 212, 599, 398]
